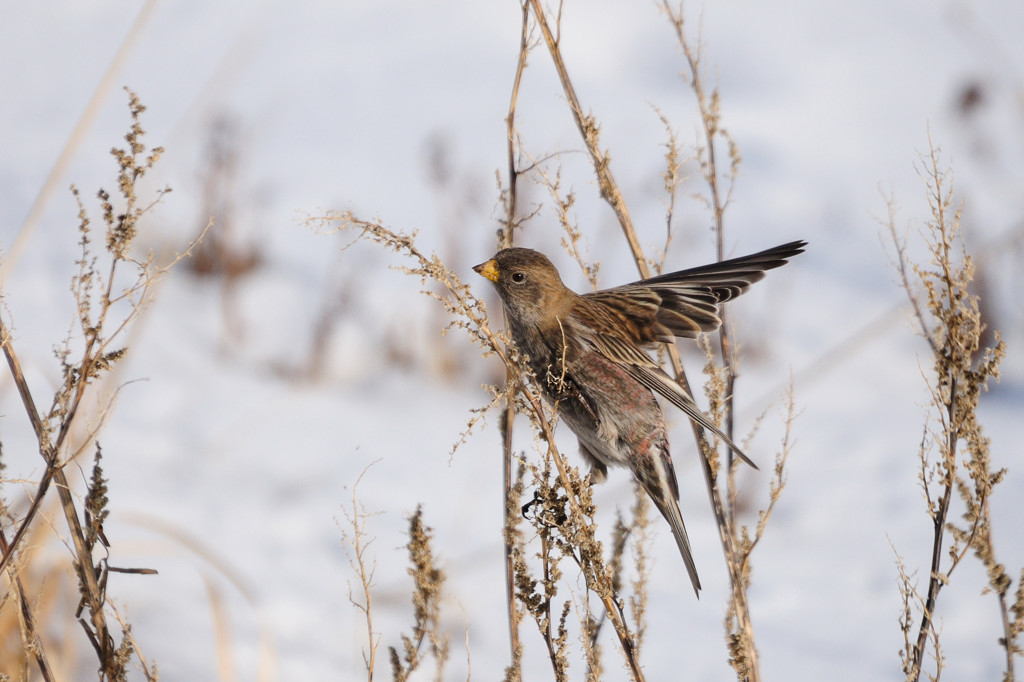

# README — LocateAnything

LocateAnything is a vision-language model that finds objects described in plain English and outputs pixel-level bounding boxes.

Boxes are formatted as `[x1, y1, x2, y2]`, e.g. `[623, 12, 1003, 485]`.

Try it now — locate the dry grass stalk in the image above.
[499, 0, 533, 251]
[500, 391, 524, 680]
[524, 0, 648, 268]
[339, 463, 384, 681]
[626, 491, 651, 656]
[388, 506, 451, 682]
[652, 109, 686, 274]
[658, 0, 741, 463]
[502, 461, 527, 682]
[0, 88, 201, 680]
[887, 139, 1016, 682]
[516, 453, 572, 681]
[499, 8, 534, 671]
[658, 4, 772, 677]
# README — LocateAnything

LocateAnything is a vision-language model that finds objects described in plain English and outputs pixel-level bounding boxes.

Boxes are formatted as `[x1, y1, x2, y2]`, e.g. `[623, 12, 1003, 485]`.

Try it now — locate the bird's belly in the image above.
[549, 352, 665, 469]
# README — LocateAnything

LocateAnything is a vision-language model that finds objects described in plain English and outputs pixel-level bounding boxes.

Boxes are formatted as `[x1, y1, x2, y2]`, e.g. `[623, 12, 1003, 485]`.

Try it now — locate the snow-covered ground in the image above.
[2, 0, 1023, 679]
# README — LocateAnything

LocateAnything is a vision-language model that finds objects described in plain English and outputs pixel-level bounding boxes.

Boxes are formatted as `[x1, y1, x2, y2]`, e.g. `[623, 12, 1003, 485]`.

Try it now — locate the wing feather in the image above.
[584, 240, 806, 341]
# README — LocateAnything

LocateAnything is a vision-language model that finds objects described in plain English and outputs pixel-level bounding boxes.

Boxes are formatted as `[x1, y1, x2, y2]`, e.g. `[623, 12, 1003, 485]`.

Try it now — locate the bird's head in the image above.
[473, 248, 571, 325]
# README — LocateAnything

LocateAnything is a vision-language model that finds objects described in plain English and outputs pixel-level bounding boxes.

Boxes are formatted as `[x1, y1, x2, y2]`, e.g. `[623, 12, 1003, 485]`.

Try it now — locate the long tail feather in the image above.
[653, 495, 701, 597]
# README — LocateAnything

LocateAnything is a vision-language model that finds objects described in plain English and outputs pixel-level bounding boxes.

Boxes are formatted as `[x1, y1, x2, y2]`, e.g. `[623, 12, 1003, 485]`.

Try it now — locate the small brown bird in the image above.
[474, 241, 805, 596]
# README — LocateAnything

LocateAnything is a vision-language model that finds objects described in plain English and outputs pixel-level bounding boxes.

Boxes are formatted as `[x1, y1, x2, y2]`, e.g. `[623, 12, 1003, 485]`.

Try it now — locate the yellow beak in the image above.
[473, 259, 500, 283]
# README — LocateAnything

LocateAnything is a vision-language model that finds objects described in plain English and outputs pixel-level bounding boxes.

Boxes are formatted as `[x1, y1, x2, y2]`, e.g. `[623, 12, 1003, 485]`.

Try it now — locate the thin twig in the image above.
[499, 2, 532, 671]
[526, 0, 648, 272]
[659, 5, 760, 677]
[502, 0, 531, 250]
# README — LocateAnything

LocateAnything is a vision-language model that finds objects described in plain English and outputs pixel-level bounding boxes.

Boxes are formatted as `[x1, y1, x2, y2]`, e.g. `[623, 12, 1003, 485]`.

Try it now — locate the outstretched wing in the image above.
[584, 240, 806, 340]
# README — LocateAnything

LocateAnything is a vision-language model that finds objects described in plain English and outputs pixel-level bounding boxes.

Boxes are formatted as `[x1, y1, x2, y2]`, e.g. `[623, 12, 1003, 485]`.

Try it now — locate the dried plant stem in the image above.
[500, 404, 523, 670]
[388, 507, 450, 681]
[0, 320, 113, 662]
[500, 5, 532, 671]
[911, 427, 955, 678]
[341, 464, 382, 681]
[538, 530, 560, 678]
[526, 5, 761, 677]
[0, 323, 58, 580]
[662, 0, 740, 464]
[888, 138, 1012, 682]
[659, 5, 761, 678]
[536, 436, 643, 681]
[0, 90, 194, 680]
[503, 0, 531, 249]
[991, 540, 1020, 681]
[526, 0, 647, 272]
[695, 434, 760, 681]
[3, 273, 129, 671]
[107, 602, 155, 680]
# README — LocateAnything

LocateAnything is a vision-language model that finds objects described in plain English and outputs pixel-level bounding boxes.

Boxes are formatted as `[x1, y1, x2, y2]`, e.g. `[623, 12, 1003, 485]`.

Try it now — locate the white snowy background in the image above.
[1, 0, 1023, 680]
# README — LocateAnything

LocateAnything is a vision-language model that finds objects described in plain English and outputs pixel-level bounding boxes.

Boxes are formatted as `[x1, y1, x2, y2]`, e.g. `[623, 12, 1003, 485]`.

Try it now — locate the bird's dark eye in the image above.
[511, 271, 526, 283]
